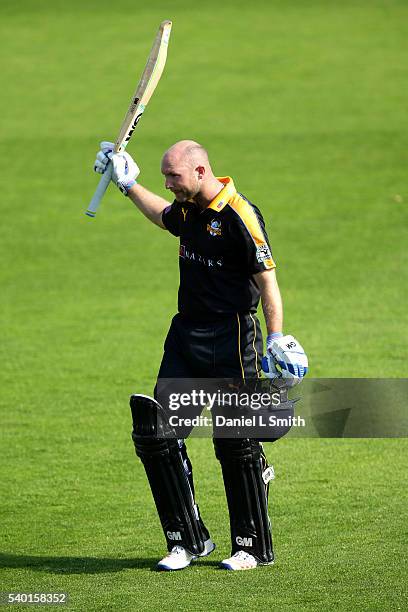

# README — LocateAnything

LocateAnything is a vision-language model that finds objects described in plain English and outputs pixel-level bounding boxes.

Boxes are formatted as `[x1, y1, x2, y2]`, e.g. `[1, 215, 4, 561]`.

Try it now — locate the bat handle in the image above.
[85, 163, 113, 217]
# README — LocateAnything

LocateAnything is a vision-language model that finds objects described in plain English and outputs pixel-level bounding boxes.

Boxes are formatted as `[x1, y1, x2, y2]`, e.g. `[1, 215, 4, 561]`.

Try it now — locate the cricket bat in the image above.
[85, 20, 172, 218]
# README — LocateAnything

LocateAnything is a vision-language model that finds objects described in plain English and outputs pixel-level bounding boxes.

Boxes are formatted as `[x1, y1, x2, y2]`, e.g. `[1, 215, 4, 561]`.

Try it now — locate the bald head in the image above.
[161, 139, 223, 207]
[162, 140, 210, 170]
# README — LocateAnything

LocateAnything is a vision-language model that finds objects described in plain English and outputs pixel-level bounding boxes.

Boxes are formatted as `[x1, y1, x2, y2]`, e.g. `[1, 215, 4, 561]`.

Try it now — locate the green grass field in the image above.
[1, 0, 407, 610]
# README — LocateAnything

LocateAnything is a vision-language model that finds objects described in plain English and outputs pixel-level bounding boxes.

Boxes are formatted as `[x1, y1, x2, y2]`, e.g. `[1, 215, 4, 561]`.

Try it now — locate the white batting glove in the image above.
[94, 141, 114, 174]
[262, 333, 308, 387]
[94, 141, 140, 195]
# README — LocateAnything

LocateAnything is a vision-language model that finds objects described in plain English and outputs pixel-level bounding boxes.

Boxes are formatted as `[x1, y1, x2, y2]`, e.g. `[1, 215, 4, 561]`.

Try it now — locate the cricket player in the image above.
[94, 140, 308, 571]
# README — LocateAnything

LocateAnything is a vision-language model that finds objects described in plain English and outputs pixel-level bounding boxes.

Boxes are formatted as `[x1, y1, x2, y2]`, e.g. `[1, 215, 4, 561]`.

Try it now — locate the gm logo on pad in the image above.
[236, 536, 253, 547]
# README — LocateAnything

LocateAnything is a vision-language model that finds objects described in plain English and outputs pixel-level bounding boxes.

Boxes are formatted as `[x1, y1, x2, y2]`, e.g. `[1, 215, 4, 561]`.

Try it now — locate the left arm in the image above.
[231, 198, 306, 380]
[253, 268, 283, 335]
[255, 269, 308, 384]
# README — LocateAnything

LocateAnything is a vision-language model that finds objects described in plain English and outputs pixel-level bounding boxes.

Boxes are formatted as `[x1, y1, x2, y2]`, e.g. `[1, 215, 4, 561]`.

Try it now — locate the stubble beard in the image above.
[175, 180, 200, 204]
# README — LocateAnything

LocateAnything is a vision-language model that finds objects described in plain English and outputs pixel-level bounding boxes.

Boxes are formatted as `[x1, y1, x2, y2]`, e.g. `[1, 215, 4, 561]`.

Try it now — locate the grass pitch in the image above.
[1, 1, 407, 610]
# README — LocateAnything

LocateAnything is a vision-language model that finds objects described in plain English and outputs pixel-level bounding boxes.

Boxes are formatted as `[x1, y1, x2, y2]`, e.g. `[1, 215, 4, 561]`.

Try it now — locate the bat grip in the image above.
[85, 162, 113, 217]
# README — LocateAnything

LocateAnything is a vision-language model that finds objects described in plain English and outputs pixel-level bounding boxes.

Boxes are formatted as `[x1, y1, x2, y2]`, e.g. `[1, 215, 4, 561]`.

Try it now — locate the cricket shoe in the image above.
[157, 538, 216, 571]
[220, 550, 260, 571]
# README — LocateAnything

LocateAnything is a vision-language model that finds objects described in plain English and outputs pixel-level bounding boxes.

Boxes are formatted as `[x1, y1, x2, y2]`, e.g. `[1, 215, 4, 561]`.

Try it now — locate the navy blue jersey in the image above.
[162, 176, 275, 321]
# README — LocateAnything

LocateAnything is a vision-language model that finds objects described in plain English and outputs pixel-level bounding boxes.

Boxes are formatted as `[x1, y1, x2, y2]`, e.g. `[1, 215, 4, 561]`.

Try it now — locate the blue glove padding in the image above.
[262, 334, 308, 387]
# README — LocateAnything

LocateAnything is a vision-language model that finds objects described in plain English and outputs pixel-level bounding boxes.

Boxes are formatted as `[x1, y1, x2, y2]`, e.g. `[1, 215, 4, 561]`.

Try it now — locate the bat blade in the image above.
[85, 20, 172, 218]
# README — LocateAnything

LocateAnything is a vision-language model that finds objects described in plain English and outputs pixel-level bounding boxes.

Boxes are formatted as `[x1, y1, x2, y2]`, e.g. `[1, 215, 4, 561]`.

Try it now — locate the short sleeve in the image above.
[162, 201, 181, 237]
[230, 197, 276, 274]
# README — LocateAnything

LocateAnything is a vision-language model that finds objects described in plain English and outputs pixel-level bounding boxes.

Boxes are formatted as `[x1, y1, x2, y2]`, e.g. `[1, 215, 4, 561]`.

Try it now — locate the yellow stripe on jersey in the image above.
[249, 313, 261, 378]
[236, 313, 246, 381]
[207, 176, 236, 211]
[229, 193, 276, 270]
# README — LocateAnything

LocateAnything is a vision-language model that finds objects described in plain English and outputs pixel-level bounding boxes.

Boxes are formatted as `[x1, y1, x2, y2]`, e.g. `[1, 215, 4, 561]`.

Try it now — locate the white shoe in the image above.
[157, 538, 215, 571]
[220, 550, 259, 571]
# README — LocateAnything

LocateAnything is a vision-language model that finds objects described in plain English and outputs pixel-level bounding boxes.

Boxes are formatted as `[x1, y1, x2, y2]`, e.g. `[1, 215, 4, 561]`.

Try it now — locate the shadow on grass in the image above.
[0, 553, 159, 574]
[0, 553, 221, 574]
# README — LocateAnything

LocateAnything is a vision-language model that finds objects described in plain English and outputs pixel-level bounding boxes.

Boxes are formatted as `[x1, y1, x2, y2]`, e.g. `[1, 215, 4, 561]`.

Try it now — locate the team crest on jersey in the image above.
[207, 219, 222, 237]
[256, 243, 272, 263]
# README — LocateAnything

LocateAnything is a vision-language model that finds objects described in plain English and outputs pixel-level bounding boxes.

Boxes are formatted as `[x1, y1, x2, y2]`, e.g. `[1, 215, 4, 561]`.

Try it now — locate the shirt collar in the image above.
[207, 176, 236, 212]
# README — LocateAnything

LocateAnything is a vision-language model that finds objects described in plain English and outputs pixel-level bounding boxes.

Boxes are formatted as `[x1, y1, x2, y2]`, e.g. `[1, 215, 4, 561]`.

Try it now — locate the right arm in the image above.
[94, 141, 170, 229]
[127, 183, 169, 229]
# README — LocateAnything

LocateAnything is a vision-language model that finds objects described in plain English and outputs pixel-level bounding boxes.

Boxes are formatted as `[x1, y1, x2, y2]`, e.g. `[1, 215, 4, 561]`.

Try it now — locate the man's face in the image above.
[161, 155, 200, 202]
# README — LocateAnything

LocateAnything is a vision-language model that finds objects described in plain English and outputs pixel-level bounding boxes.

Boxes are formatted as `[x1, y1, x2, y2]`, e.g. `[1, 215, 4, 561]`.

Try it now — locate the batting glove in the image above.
[262, 333, 308, 387]
[94, 141, 140, 195]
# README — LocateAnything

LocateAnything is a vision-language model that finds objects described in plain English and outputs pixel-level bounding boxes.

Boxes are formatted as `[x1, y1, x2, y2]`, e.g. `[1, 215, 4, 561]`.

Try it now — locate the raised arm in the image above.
[127, 183, 169, 228]
[94, 141, 170, 228]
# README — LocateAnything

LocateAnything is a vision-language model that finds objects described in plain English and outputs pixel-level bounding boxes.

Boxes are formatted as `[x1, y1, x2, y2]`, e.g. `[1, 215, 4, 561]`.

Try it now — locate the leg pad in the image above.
[214, 437, 274, 564]
[130, 394, 208, 555]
